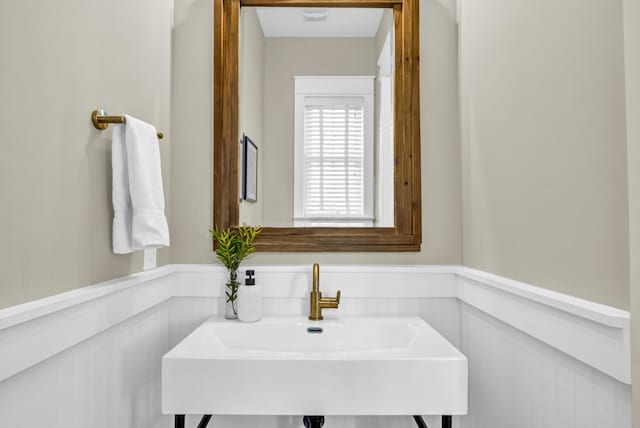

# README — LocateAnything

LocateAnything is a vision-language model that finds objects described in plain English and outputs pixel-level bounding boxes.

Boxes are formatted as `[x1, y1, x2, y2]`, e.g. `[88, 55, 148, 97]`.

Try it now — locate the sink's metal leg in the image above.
[413, 415, 428, 428]
[303, 415, 325, 428]
[442, 415, 452, 428]
[413, 414, 452, 428]
[174, 414, 212, 428]
[175, 415, 185, 428]
[197, 415, 213, 428]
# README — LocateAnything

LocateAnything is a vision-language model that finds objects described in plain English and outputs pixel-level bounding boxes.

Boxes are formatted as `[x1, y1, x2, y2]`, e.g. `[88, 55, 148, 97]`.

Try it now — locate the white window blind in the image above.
[303, 99, 365, 218]
[293, 76, 374, 226]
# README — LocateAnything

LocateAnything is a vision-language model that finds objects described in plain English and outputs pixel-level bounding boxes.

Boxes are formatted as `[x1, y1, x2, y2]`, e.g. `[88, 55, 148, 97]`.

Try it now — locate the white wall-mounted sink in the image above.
[162, 316, 467, 416]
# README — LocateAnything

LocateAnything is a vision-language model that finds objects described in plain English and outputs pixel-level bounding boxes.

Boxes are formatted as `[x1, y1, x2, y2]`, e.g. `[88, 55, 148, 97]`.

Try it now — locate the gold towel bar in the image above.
[91, 109, 164, 140]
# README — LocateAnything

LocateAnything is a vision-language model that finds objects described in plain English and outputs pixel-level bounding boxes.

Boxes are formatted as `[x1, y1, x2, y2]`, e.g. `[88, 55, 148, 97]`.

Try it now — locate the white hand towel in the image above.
[112, 123, 133, 254]
[111, 115, 170, 254]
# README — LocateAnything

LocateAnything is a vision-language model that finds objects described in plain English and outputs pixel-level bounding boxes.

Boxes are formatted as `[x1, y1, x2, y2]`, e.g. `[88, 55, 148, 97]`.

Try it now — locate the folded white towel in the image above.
[111, 115, 170, 254]
[112, 123, 133, 254]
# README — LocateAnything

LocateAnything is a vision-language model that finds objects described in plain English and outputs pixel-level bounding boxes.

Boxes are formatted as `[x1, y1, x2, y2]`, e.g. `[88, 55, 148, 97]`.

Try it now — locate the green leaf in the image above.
[210, 225, 263, 271]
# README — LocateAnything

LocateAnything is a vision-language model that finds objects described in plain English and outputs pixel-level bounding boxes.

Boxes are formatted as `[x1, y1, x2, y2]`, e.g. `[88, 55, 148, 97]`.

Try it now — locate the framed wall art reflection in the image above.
[242, 134, 258, 202]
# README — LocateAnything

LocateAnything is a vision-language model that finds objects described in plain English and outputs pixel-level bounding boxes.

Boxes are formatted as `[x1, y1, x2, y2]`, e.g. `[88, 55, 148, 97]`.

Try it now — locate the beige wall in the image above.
[262, 37, 377, 226]
[170, 0, 462, 264]
[239, 8, 265, 226]
[170, 0, 214, 263]
[459, 0, 629, 309]
[2, 0, 628, 314]
[623, 0, 640, 422]
[0, 0, 172, 309]
[375, 9, 394, 60]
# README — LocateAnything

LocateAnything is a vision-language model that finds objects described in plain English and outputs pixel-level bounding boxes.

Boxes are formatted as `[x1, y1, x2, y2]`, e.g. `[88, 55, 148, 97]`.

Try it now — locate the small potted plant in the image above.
[209, 225, 262, 319]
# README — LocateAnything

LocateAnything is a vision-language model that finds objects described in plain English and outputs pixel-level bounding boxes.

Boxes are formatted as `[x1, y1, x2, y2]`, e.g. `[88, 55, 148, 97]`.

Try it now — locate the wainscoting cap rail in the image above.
[170, 264, 458, 274]
[455, 266, 631, 383]
[0, 265, 176, 331]
[0, 264, 629, 331]
[454, 267, 630, 329]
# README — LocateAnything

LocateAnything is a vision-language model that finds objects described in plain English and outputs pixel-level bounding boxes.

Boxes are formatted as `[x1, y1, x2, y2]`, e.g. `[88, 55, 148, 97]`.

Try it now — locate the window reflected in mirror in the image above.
[238, 7, 395, 228]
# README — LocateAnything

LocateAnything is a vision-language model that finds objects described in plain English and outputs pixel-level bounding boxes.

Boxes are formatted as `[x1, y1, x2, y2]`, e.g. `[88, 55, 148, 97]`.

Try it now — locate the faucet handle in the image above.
[324, 290, 341, 303]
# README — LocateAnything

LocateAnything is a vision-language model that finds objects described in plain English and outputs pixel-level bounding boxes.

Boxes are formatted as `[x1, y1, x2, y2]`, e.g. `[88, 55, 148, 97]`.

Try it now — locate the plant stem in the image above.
[226, 269, 239, 315]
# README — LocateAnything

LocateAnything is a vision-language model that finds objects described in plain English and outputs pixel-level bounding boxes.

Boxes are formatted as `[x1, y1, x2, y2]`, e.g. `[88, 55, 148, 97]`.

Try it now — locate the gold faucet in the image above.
[309, 263, 341, 321]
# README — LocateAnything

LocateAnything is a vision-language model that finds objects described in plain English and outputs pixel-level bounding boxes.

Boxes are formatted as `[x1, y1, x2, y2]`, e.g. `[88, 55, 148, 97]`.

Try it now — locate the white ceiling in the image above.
[254, 7, 385, 38]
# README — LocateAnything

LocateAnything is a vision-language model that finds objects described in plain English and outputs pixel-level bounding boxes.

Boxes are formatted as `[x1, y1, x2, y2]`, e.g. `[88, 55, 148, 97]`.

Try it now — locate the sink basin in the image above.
[162, 316, 467, 416]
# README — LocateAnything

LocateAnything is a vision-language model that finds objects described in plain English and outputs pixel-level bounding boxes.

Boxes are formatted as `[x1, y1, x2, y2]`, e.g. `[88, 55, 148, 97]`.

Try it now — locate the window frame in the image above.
[293, 76, 375, 226]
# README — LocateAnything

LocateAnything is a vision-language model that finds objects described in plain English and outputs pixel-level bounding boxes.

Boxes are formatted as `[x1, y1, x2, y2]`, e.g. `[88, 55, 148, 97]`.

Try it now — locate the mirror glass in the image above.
[238, 6, 395, 228]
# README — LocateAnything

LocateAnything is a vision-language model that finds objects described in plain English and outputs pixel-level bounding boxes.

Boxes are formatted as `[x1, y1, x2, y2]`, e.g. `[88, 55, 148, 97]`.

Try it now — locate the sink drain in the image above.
[306, 327, 323, 334]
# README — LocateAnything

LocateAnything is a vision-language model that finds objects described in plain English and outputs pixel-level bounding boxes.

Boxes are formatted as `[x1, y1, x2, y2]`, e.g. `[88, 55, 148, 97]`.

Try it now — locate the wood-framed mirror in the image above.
[214, 0, 421, 251]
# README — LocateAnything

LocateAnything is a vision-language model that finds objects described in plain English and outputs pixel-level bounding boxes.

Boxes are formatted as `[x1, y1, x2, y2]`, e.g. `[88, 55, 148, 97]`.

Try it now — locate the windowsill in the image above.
[293, 217, 375, 227]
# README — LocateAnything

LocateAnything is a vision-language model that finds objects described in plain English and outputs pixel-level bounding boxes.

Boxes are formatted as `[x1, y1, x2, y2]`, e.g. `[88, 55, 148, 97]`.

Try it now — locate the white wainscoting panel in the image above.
[458, 303, 631, 428]
[456, 269, 631, 384]
[0, 271, 173, 383]
[0, 301, 172, 428]
[0, 264, 631, 428]
[169, 264, 458, 299]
